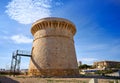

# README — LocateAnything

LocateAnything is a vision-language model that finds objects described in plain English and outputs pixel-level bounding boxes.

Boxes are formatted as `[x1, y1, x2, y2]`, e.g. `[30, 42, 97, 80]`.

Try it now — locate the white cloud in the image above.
[5, 0, 62, 24]
[78, 57, 98, 65]
[81, 58, 98, 62]
[79, 44, 108, 52]
[11, 34, 33, 44]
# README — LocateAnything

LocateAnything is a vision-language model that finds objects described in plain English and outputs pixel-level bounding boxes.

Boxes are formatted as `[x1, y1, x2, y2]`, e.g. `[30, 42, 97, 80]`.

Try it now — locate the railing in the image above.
[16, 50, 31, 55]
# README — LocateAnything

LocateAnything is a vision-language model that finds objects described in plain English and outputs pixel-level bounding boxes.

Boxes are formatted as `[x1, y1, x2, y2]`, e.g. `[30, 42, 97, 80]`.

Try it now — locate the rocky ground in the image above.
[0, 75, 119, 83]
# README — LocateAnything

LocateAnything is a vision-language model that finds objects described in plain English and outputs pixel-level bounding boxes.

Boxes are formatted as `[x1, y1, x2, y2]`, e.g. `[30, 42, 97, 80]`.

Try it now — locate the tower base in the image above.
[28, 69, 79, 77]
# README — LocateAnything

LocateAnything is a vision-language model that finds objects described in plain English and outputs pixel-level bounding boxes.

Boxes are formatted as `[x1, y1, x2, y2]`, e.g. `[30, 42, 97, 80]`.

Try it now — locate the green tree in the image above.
[79, 64, 92, 69]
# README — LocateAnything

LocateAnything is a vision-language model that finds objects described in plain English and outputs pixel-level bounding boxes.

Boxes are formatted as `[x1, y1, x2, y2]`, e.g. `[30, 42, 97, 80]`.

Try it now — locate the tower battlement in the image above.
[31, 17, 76, 35]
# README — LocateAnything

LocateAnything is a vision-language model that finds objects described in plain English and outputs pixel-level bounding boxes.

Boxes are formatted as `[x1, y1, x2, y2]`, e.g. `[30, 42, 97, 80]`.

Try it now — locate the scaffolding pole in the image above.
[10, 50, 31, 76]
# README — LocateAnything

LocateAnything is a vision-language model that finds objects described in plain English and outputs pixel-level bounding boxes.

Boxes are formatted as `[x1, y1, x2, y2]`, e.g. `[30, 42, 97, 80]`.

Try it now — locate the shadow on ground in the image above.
[0, 76, 19, 83]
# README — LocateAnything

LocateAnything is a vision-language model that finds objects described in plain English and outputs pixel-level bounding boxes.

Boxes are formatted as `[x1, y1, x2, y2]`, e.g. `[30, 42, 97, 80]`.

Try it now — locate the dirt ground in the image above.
[0, 76, 119, 83]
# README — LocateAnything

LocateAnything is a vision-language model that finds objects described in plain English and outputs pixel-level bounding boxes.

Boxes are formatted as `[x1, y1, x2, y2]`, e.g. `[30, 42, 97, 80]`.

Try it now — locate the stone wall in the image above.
[28, 17, 79, 77]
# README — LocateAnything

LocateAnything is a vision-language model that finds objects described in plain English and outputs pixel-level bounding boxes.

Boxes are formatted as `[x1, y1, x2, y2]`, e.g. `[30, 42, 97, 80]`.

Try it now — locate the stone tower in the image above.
[28, 17, 79, 77]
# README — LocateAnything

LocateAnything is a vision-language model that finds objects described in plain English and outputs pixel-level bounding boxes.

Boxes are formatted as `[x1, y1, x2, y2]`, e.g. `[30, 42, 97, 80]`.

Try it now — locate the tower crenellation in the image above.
[31, 17, 76, 36]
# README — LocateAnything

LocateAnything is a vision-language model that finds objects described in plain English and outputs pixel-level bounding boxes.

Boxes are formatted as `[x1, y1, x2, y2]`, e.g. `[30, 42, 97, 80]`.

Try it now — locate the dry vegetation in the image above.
[0, 75, 120, 83]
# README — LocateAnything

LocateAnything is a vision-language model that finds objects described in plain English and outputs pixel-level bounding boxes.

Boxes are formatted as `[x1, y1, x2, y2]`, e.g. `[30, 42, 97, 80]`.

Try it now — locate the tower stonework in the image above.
[28, 17, 79, 76]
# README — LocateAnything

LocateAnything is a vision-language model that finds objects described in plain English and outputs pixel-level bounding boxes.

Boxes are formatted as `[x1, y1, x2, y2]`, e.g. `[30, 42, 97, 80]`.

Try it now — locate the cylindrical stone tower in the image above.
[28, 17, 79, 77]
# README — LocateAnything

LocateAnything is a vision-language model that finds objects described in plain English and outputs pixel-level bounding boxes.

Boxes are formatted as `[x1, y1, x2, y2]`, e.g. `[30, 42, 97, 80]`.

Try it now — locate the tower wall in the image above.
[28, 17, 79, 76]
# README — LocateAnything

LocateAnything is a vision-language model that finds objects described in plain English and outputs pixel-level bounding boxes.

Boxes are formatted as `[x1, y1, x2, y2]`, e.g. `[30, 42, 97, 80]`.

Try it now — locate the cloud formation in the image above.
[77, 57, 98, 65]
[81, 58, 98, 62]
[11, 34, 32, 44]
[6, 0, 62, 24]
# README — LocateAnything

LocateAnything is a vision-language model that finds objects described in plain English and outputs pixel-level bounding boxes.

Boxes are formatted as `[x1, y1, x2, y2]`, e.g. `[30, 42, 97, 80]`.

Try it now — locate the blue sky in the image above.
[0, 0, 120, 69]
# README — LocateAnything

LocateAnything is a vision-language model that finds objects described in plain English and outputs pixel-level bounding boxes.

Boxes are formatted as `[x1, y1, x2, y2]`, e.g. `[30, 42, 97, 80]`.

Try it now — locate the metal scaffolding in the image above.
[10, 50, 31, 75]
